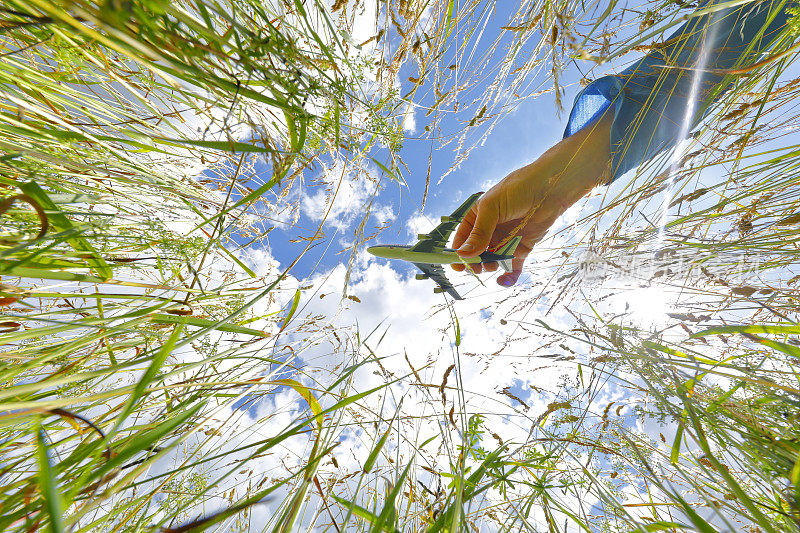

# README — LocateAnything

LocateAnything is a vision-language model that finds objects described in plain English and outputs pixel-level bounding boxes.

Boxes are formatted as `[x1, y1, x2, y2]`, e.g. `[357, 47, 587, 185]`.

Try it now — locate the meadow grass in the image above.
[1, 0, 799, 532]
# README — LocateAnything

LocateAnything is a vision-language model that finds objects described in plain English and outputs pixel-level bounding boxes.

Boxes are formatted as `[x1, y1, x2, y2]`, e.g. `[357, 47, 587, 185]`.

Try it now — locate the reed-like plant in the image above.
[2, 0, 799, 532]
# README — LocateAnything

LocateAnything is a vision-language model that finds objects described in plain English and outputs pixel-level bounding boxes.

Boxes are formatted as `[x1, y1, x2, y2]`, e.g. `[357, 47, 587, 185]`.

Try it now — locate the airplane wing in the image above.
[409, 192, 482, 253]
[414, 263, 463, 300]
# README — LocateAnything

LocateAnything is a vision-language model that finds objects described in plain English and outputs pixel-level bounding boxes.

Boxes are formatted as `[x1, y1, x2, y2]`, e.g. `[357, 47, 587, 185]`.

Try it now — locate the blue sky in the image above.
[233, 0, 603, 284]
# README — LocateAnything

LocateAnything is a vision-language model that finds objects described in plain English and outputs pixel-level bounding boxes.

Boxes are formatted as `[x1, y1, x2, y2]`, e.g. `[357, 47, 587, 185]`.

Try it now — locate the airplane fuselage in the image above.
[367, 245, 510, 265]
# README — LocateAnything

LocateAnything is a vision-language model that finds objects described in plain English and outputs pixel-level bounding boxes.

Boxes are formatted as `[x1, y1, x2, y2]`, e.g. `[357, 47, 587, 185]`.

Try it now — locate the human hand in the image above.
[451, 113, 613, 286]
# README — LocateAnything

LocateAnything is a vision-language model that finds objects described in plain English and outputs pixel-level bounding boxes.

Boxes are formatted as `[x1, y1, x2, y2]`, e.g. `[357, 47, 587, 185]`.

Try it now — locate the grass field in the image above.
[1, 0, 799, 531]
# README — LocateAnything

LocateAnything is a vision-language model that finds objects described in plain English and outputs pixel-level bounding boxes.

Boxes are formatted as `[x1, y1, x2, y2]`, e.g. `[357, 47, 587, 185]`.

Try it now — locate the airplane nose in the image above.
[368, 246, 392, 259]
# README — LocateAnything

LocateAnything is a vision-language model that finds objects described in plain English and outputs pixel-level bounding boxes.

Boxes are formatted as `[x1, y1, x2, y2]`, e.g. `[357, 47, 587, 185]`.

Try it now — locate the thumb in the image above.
[457, 199, 497, 257]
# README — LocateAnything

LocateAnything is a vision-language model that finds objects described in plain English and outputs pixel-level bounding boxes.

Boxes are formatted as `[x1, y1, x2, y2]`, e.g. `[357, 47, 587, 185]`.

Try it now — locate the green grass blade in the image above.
[17, 181, 112, 279]
[37, 427, 65, 533]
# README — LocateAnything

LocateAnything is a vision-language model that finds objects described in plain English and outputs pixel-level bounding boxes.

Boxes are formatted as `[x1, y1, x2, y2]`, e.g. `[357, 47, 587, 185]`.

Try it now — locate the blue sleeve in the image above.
[563, 1, 791, 182]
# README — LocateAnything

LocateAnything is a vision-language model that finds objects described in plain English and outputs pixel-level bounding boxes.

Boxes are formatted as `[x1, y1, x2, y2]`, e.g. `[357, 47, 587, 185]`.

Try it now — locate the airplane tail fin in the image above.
[496, 236, 521, 256]
[496, 236, 521, 273]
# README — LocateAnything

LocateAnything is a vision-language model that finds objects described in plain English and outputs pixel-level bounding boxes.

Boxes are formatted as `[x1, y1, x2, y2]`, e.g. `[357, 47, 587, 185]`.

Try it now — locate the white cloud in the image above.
[302, 158, 387, 231]
[402, 102, 418, 134]
[404, 212, 440, 243]
[132, 208, 735, 532]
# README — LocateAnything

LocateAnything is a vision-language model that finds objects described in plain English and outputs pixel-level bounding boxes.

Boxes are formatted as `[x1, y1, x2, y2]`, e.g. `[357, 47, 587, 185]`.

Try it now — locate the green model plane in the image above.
[368, 192, 522, 300]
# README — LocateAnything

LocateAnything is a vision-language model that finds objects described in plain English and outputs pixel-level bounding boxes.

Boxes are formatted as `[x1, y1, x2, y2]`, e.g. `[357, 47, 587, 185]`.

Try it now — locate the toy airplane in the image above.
[367, 192, 522, 300]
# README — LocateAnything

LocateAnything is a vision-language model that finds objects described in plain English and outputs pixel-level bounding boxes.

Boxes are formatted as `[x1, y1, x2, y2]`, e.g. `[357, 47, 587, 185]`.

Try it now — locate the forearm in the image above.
[542, 109, 612, 197]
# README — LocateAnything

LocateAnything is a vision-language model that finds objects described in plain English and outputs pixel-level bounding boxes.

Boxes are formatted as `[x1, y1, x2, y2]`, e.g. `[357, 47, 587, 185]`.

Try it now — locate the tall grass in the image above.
[0, 0, 387, 530]
[511, 1, 800, 530]
[1, 0, 799, 532]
